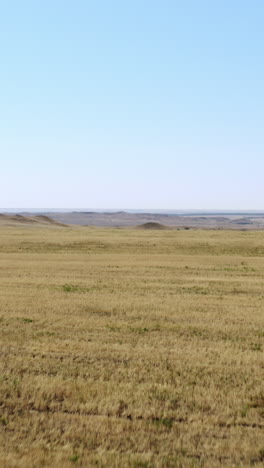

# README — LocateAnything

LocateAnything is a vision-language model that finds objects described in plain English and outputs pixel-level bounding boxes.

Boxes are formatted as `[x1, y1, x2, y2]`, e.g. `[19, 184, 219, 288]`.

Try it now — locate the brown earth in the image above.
[136, 222, 169, 230]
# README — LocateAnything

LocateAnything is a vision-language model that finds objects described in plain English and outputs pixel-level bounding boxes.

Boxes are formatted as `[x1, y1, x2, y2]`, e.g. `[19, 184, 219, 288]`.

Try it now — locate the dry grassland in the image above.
[0, 227, 264, 467]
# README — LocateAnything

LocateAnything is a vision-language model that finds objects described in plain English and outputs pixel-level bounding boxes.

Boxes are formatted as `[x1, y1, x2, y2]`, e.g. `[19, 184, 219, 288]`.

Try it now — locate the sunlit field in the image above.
[0, 227, 264, 467]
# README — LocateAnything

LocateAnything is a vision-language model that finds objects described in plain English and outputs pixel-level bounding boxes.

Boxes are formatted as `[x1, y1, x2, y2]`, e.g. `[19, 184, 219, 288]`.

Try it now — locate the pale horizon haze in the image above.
[1, 1, 264, 210]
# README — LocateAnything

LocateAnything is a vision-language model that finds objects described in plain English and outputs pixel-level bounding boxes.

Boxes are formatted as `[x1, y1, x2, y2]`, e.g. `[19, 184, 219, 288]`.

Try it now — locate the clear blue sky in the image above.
[1, 0, 264, 209]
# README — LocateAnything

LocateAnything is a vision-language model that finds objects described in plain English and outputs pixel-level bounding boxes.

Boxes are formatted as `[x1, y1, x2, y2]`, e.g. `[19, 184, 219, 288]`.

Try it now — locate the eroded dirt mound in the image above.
[136, 222, 169, 230]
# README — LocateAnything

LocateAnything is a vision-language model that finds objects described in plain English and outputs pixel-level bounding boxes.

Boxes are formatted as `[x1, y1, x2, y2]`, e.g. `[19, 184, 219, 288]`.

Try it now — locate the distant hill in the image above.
[0, 214, 67, 227]
[2, 211, 264, 230]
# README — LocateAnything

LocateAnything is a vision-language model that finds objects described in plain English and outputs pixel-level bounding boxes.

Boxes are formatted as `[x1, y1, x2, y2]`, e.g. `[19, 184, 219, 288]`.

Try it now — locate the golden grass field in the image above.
[0, 226, 264, 467]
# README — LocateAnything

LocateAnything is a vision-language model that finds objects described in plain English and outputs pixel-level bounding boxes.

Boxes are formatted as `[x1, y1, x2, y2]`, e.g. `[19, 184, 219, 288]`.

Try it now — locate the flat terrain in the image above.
[0, 227, 264, 467]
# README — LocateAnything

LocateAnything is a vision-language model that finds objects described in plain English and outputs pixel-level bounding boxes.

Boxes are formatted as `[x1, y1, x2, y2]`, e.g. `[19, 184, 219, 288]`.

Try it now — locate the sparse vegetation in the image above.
[0, 226, 264, 467]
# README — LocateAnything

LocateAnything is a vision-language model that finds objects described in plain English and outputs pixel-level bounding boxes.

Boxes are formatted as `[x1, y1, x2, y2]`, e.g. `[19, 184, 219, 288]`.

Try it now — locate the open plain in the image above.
[0, 226, 264, 467]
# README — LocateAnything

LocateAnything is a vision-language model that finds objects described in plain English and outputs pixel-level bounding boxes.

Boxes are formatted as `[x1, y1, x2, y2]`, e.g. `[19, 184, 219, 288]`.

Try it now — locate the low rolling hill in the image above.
[0, 214, 67, 227]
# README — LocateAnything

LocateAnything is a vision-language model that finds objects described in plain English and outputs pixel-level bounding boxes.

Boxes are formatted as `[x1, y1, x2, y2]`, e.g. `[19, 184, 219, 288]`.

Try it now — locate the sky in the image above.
[1, 0, 264, 210]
